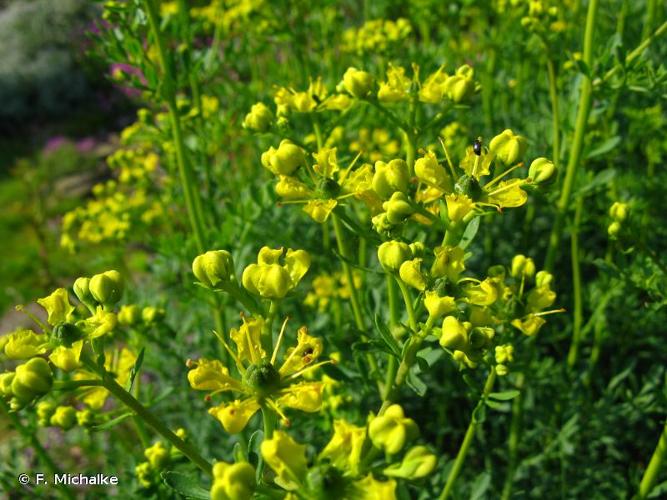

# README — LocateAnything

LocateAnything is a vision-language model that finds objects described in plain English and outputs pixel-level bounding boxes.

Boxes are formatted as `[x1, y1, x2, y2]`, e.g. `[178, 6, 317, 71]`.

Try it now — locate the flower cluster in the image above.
[341, 18, 412, 55]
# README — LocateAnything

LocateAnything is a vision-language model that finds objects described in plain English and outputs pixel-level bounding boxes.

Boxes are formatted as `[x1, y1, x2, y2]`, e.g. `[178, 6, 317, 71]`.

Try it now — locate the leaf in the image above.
[406, 368, 427, 396]
[470, 472, 491, 500]
[485, 399, 511, 411]
[161, 471, 209, 499]
[126, 347, 145, 392]
[585, 136, 621, 160]
[458, 217, 480, 250]
[373, 314, 402, 358]
[489, 390, 521, 401]
[91, 412, 133, 431]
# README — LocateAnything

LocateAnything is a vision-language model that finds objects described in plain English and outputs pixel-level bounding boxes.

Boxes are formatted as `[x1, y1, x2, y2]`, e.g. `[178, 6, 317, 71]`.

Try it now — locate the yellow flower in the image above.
[378, 64, 410, 103]
[368, 404, 418, 454]
[348, 474, 397, 500]
[3, 329, 48, 359]
[49, 341, 84, 372]
[383, 445, 437, 479]
[75, 347, 136, 409]
[188, 320, 328, 433]
[261, 430, 308, 490]
[211, 461, 256, 500]
[241, 247, 311, 299]
[37, 288, 75, 326]
[445, 194, 475, 223]
[319, 419, 367, 475]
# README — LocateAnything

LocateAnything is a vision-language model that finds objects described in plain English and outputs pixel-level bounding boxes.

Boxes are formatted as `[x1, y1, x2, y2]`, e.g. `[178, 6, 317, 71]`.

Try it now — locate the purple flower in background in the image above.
[43, 136, 68, 153]
[76, 137, 97, 153]
[109, 63, 146, 98]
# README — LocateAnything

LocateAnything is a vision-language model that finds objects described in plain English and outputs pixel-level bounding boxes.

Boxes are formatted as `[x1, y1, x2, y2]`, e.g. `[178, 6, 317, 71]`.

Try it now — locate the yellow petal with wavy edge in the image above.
[279, 327, 323, 376]
[257, 246, 283, 266]
[486, 180, 527, 208]
[187, 359, 243, 392]
[209, 399, 260, 434]
[319, 419, 367, 475]
[4, 329, 47, 359]
[230, 316, 265, 364]
[348, 474, 397, 500]
[261, 430, 307, 490]
[49, 341, 84, 372]
[37, 288, 75, 326]
[276, 382, 323, 413]
[284, 249, 311, 285]
[303, 199, 338, 223]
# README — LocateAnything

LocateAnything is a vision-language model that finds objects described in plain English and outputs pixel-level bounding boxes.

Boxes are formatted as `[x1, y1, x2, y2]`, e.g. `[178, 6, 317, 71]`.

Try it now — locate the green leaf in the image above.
[458, 217, 480, 250]
[406, 368, 427, 396]
[373, 314, 402, 358]
[489, 390, 521, 401]
[126, 347, 145, 392]
[485, 399, 511, 411]
[161, 471, 209, 499]
[585, 136, 621, 159]
[91, 412, 133, 431]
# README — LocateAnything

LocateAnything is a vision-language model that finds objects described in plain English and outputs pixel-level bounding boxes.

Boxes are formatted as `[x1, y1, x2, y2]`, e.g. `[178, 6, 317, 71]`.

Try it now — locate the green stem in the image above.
[144, 0, 207, 253]
[0, 399, 76, 500]
[546, 57, 561, 173]
[331, 214, 365, 331]
[637, 417, 667, 499]
[263, 300, 279, 354]
[544, 0, 599, 271]
[567, 197, 584, 368]
[396, 278, 418, 332]
[600, 21, 667, 85]
[382, 275, 399, 401]
[80, 352, 212, 475]
[440, 368, 497, 500]
[501, 372, 525, 500]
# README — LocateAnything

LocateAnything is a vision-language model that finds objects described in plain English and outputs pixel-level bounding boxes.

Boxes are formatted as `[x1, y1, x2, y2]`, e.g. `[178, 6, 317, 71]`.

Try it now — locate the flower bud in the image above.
[383, 446, 437, 479]
[528, 157, 555, 183]
[36, 400, 55, 426]
[211, 462, 256, 500]
[399, 259, 427, 291]
[11, 358, 53, 403]
[142, 306, 165, 325]
[424, 291, 456, 320]
[489, 129, 527, 165]
[439, 316, 469, 351]
[495, 344, 514, 364]
[145, 441, 170, 470]
[372, 159, 410, 199]
[89, 270, 124, 306]
[261, 140, 305, 176]
[49, 341, 83, 372]
[383, 192, 414, 224]
[445, 193, 474, 223]
[76, 409, 95, 427]
[414, 152, 451, 190]
[342, 67, 374, 98]
[73, 277, 95, 306]
[511, 255, 536, 279]
[535, 270, 554, 288]
[443, 65, 475, 103]
[118, 304, 142, 326]
[0, 372, 15, 397]
[609, 202, 628, 222]
[431, 245, 465, 281]
[242, 102, 273, 132]
[275, 175, 311, 200]
[50, 406, 77, 430]
[607, 221, 621, 237]
[368, 404, 419, 454]
[377, 241, 411, 273]
[51, 323, 83, 348]
[452, 349, 477, 369]
[193, 250, 235, 288]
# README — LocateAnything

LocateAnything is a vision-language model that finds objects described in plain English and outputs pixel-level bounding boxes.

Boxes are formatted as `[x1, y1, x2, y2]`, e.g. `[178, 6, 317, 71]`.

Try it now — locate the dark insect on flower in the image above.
[473, 138, 482, 156]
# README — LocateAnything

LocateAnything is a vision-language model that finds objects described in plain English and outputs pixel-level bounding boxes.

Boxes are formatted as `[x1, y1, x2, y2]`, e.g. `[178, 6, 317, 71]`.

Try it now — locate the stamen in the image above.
[339, 150, 364, 184]
[438, 138, 457, 178]
[271, 316, 290, 365]
[484, 162, 525, 189]
[286, 359, 335, 381]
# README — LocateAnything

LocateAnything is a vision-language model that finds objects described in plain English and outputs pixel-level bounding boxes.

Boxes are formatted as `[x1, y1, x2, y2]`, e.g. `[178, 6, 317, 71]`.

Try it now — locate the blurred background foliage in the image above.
[0, 0, 666, 498]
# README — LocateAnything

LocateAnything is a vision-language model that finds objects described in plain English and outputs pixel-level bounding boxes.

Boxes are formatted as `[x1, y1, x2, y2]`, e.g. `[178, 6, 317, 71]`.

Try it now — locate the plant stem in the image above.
[637, 417, 667, 499]
[567, 197, 584, 367]
[544, 0, 599, 271]
[382, 275, 399, 401]
[396, 278, 418, 332]
[80, 352, 212, 475]
[0, 399, 76, 500]
[331, 214, 365, 331]
[440, 368, 497, 500]
[143, 0, 207, 253]
[546, 57, 561, 173]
